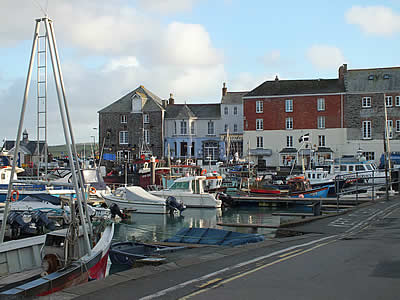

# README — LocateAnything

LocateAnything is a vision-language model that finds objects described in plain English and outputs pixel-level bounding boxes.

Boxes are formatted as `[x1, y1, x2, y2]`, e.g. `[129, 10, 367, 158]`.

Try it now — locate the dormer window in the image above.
[368, 75, 375, 80]
[131, 94, 142, 113]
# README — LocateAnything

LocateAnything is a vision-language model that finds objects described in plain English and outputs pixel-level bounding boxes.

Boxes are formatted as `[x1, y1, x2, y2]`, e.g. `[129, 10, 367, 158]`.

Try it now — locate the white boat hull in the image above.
[103, 195, 167, 214]
[150, 191, 222, 208]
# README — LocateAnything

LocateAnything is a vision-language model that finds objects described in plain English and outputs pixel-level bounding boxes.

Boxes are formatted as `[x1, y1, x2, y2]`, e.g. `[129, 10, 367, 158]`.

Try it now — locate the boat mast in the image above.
[0, 18, 92, 255]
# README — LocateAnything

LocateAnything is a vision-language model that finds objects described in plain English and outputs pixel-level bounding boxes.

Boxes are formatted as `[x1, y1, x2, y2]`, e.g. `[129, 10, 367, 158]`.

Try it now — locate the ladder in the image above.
[36, 28, 48, 178]
[0, 17, 92, 255]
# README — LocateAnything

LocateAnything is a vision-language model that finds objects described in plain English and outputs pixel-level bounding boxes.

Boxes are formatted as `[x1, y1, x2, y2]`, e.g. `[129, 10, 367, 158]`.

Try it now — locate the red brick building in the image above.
[243, 76, 345, 168]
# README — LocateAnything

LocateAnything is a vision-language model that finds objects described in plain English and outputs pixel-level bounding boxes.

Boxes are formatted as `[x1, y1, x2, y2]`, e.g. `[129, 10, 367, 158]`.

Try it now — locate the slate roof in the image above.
[165, 104, 220, 119]
[98, 86, 164, 113]
[244, 79, 345, 98]
[3, 140, 45, 155]
[221, 92, 248, 104]
[344, 67, 400, 92]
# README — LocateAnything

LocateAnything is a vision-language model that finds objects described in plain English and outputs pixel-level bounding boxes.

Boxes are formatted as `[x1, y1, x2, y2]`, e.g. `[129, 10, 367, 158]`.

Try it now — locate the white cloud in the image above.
[161, 22, 222, 66]
[0, 0, 227, 144]
[345, 5, 400, 36]
[228, 72, 273, 92]
[306, 45, 345, 70]
[260, 50, 281, 67]
[137, 0, 199, 14]
[103, 57, 140, 72]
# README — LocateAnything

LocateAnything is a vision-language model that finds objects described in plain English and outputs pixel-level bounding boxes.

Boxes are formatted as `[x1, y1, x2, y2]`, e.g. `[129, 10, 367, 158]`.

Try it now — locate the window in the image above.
[396, 120, 400, 132]
[116, 150, 131, 162]
[317, 116, 325, 129]
[286, 136, 293, 148]
[121, 115, 127, 123]
[256, 119, 263, 130]
[256, 100, 263, 113]
[363, 152, 375, 161]
[362, 121, 371, 139]
[180, 121, 187, 135]
[234, 106, 238, 115]
[234, 124, 238, 132]
[119, 131, 128, 144]
[143, 114, 149, 123]
[144, 129, 150, 144]
[224, 107, 228, 115]
[208, 121, 215, 135]
[256, 136, 263, 148]
[318, 135, 326, 147]
[386, 96, 393, 107]
[285, 99, 293, 112]
[362, 97, 371, 108]
[174, 121, 177, 135]
[317, 98, 325, 111]
[224, 124, 228, 132]
[286, 117, 293, 130]
[396, 96, 400, 107]
[368, 75, 375, 80]
[387, 120, 393, 139]
[191, 121, 195, 135]
[383, 74, 391, 79]
[203, 141, 218, 161]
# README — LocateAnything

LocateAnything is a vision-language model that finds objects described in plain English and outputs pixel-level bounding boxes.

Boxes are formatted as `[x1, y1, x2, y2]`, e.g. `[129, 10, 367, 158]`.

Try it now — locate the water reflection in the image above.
[113, 206, 290, 243]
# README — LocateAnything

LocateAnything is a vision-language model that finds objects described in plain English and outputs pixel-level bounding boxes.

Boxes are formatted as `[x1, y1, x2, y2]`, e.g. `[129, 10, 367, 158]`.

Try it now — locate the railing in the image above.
[334, 167, 400, 211]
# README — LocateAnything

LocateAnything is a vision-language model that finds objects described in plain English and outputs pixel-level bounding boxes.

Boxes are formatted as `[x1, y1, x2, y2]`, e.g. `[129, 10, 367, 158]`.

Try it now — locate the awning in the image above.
[279, 148, 297, 154]
[249, 149, 272, 156]
[316, 147, 333, 153]
[220, 134, 243, 142]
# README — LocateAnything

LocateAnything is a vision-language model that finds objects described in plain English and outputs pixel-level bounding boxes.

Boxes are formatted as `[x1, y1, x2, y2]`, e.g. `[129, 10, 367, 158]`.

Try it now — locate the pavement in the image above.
[49, 195, 400, 300]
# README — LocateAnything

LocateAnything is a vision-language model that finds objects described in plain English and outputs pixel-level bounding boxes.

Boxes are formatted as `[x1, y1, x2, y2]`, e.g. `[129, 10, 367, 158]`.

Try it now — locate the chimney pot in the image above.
[169, 93, 175, 105]
[275, 75, 279, 81]
[222, 82, 227, 97]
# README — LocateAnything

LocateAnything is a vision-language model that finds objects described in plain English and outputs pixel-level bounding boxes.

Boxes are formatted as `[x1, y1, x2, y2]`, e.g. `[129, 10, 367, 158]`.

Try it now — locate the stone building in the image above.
[98, 86, 165, 163]
[341, 64, 400, 162]
[3, 129, 46, 168]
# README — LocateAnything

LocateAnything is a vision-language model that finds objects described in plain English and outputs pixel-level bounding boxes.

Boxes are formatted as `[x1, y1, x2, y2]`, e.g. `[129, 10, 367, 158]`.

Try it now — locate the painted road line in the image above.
[278, 248, 303, 258]
[139, 235, 337, 300]
[196, 278, 222, 289]
[179, 240, 337, 300]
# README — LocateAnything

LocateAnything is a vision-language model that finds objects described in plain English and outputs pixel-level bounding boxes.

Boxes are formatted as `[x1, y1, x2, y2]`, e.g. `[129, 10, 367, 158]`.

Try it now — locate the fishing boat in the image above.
[102, 186, 185, 214]
[286, 176, 330, 198]
[150, 176, 222, 208]
[0, 16, 114, 298]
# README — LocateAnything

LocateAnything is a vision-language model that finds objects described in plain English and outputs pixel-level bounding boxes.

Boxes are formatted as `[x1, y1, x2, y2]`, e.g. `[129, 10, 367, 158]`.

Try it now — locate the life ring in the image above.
[201, 169, 207, 176]
[89, 187, 97, 195]
[11, 190, 19, 202]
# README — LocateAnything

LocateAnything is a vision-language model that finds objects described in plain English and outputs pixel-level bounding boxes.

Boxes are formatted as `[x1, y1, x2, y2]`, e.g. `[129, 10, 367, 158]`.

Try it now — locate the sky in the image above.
[0, 0, 400, 145]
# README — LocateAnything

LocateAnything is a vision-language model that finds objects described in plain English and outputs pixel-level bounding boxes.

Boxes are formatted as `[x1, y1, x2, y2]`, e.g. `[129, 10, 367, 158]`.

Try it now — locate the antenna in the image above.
[31, 0, 48, 16]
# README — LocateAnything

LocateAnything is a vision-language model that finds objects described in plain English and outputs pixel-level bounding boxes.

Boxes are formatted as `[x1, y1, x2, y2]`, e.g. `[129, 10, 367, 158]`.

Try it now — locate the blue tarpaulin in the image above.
[164, 227, 264, 246]
[103, 153, 116, 161]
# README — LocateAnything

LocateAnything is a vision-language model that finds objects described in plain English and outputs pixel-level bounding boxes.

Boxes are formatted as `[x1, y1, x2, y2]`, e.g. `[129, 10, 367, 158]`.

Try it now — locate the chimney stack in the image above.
[222, 82, 227, 97]
[169, 93, 175, 105]
[338, 64, 348, 80]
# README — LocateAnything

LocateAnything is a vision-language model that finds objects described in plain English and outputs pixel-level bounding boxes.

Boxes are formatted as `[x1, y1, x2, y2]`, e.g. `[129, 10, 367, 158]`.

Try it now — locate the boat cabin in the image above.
[167, 176, 207, 194]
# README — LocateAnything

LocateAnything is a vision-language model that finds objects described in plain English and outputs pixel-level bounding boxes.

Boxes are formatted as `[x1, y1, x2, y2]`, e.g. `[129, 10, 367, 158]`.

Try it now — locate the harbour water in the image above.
[112, 206, 301, 244]
[108, 206, 303, 274]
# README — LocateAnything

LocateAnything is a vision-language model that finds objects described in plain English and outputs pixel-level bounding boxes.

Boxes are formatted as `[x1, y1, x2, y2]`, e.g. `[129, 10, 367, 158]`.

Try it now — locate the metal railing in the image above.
[334, 167, 400, 212]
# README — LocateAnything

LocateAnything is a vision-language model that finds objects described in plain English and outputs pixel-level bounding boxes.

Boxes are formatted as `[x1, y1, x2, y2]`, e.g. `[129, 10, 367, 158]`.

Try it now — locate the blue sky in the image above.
[0, 0, 399, 144]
